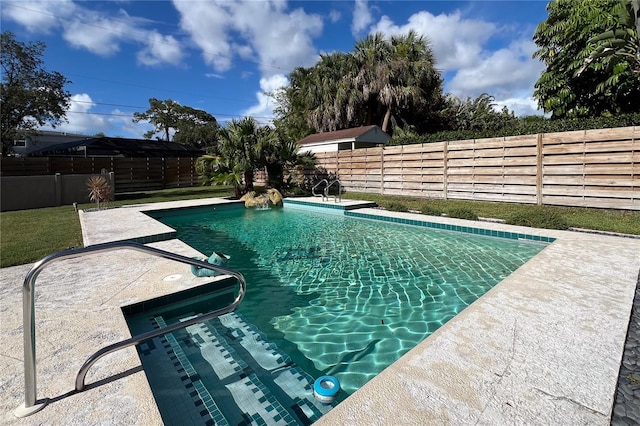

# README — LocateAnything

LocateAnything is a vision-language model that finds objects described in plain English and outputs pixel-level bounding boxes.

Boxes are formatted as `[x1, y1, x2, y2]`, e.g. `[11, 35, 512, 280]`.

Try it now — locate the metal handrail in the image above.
[325, 179, 342, 203]
[14, 241, 246, 418]
[312, 179, 329, 201]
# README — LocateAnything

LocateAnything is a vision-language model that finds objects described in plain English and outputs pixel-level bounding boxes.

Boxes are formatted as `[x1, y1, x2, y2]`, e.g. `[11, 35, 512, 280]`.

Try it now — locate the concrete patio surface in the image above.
[1, 197, 638, 425]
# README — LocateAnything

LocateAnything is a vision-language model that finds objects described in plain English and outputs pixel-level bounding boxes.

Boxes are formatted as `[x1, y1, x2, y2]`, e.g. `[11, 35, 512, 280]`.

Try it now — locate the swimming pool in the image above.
[135, 203, 547, 424]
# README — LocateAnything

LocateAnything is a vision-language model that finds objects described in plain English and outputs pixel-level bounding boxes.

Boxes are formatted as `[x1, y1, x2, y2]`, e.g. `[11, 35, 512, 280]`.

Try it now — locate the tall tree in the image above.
[533, 0, 640, 118]
[584, 0, 640, 79]
[173, 107, 219, 149]
[443, 93, 517, 131]
[133, 98, 218, 145]
[132, 98, 181, 141]
[0, 31, 71, 156]
[352, 31, 442, 133]
[275, 31, 444, 136]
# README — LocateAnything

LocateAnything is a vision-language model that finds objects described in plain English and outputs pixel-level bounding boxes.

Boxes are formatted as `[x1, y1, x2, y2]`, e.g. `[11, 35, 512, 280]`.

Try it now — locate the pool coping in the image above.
[1, 196, 638, 425]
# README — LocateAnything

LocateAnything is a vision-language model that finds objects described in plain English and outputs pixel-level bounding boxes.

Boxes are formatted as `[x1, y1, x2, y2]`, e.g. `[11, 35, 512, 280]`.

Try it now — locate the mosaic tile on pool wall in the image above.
[146, 202, 244, 219]
[133, 310, 334, 425]
[129, 231, 177, 245]
[155, 316, 227, 425]
[283, 198, 376, 211]
[343, 211, 555, 243]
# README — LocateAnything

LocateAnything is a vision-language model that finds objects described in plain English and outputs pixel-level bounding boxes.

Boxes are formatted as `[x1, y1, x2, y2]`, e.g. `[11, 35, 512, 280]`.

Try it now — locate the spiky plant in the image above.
[86, 175, 113, 210]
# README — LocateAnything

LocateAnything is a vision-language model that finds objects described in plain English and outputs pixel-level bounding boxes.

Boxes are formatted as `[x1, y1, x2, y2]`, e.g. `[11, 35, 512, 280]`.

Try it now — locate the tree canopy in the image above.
[0, 31, 71, 156]
[133, 98, 219, 147]
[532, 0, 640, 118]
[274, 31, 445, 136]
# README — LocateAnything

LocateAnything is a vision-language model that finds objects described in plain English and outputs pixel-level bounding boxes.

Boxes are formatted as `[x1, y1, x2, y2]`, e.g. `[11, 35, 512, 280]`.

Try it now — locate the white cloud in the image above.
[43, 93, 106, 135]
[39, 94, 152, 138]
[1, 0, 75, 33]
[173, 0, 322, 77]
[352, 0, 373, 36]
[172, 1, 234, 71]
[136, 31, 184, 66]
[62, 9, 159, 57]
[448, 40, 544, 99]
[494, 97, 544, 117]
[371, 10, 496, 71]
[329, 10, 341, 24]
[111, 110, 154, 138]
[5, 1, 187, 67]
[242, 74, 289, 122]
[369, 10, 545, 116]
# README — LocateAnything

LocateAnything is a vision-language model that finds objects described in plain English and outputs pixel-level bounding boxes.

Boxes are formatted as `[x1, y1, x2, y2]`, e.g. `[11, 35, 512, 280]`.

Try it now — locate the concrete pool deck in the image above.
[1, 197, 639, 425]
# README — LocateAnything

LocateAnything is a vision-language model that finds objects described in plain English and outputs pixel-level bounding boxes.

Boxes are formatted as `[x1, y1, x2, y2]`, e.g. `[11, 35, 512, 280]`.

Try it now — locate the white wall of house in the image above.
[299, 141, 384, 154]
[299, 143, 340, 154]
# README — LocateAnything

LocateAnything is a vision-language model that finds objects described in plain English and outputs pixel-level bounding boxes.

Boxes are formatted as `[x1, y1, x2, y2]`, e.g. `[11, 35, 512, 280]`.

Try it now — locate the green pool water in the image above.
[156, 206, 546, 395]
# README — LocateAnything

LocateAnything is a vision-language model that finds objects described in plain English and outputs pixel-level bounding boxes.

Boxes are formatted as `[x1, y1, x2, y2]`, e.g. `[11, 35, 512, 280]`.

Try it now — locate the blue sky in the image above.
[1, 0, 550, 139]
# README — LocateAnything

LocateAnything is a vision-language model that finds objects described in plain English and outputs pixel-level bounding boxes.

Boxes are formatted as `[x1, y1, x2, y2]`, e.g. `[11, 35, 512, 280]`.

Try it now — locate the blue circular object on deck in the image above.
[313, 376, 340, 404]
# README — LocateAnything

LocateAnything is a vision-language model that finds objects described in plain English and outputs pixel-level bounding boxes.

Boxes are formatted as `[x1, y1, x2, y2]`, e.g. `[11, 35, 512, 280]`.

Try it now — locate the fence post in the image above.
[162, 157, 166, 189]
[108, 172, 116, 194]
[54, 173, 62, 207]
[443, 141, 448, 200]
[380, 147, 385, 195]
[536, 133, 543, 205]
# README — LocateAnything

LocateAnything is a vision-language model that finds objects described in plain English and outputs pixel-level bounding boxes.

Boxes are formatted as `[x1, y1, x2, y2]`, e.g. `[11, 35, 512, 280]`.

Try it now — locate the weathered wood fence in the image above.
[0, 157, 199, 193]
[312, 126, 638, 210]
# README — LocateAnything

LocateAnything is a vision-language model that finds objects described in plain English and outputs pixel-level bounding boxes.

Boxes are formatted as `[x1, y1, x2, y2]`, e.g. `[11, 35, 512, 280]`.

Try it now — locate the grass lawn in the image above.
[1, 186, 234, 268]
[2, 186, 638, 268]
[343, 192, 640, 235]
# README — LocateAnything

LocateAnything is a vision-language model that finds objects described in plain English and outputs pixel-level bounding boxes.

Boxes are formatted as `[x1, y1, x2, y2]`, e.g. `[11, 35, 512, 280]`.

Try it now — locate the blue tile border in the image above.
[343, 211, 556, 243]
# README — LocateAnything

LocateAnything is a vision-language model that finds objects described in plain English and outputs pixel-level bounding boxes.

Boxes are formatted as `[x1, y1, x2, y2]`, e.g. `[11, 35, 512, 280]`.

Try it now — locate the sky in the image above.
[1, 0, 551, 139]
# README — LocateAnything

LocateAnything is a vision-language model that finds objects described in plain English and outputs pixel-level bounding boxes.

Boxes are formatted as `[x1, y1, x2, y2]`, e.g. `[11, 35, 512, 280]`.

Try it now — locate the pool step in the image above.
[160, 312, 331, 425]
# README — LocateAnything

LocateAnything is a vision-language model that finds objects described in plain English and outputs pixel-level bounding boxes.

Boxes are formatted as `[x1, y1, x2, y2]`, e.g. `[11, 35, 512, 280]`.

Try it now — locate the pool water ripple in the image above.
[160, 207, 546, 394]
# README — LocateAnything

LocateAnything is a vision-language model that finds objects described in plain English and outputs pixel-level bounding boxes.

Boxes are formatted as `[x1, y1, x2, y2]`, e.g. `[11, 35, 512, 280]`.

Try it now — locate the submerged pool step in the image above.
[155, 315, 230, 426]
[162, 312, 331, 425]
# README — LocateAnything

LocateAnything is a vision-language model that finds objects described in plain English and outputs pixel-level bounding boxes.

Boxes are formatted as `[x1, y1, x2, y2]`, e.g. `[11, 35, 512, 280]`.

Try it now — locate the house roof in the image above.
[297, 125, 389, 145]
[27, 137, 205, 158]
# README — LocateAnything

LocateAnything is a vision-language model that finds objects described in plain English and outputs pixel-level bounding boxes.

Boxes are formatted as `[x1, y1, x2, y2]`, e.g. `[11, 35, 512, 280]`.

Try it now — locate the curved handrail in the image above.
[15, 241, 246, 417]
[312, 179, 328, 201]
[75, 283, 243, 391]
[325, 179, 342, 203]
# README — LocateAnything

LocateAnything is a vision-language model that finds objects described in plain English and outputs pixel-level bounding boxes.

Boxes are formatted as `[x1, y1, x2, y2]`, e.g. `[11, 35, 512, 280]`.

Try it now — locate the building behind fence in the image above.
[1, 126, 638, 210]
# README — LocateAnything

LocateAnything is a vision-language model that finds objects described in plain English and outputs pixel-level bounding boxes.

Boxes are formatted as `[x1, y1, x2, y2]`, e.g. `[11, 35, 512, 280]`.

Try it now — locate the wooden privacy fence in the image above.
[0, 157, 200, 193]
[312, 126, 639, 210]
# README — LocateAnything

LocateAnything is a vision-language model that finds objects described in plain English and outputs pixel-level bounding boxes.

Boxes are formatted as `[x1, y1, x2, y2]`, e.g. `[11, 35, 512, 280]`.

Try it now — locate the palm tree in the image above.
[195, 154, 244, 198]
[197, 117, 314, 196]
[276, 32, 444, 135]
[260, 137, 316, 190]
[217, 117, 265, 193]
[351, 31, 441, 133]
[308, 52, 356, 132]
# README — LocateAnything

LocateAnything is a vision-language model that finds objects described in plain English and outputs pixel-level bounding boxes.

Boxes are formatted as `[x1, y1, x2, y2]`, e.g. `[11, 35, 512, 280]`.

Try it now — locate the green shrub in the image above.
[390, 112, 640, 146]
[447, 208, 478, 221]
[287, 185, 309, 196]
[420, 206, 442, 216]
[506, 209, 569, 230]
[383, 201, 408, 212]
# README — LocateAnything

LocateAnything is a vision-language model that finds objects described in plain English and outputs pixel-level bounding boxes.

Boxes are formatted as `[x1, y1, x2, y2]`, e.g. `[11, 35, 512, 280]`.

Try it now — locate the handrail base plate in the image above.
[14, 399, 48, 418]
